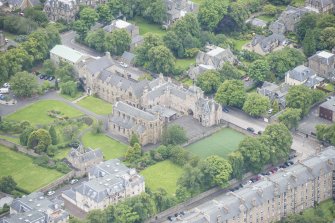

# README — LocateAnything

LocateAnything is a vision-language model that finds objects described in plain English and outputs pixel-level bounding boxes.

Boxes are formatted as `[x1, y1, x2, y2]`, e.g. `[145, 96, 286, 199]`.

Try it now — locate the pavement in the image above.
[298, 105, 332, 135]
[60, 31, 103, 58]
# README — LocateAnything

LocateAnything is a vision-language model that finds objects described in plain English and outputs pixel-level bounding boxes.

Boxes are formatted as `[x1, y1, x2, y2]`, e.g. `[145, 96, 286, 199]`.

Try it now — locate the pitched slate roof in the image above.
[113, 101, 157, 121]
[286, 65, 315, 82]
[86, 55, 115, 75]
[309, 51, 335, 65]
[320, 97, 335, 112]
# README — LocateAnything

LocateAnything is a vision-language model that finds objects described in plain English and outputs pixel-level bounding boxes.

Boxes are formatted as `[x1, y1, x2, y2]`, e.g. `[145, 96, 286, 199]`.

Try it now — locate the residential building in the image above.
[269, 6, 308, 34]
[164, 0, 197, 27]
[308, 51, 335, 80]
[44, 0, 79, 22]
[175, 146, 335, 223]
[62, 159, 145, 213]
[4, 0, 40, 11]
[1, 192, 69, 223]
[189, 45, 238, 79]
[285, 65, 324, 88]
[257, 81, 289, 109]
[67, 145, 103, 172]
[121, 51, 135, 65]
[109, 101, 163, 145]
[50, 45, 88, 67]
[244, 33, 289, 55]
[0, 192, 13, 208]
[305, 0, 335, 13]
[103, 20, 143, 51]
[319, 97, 335, 121]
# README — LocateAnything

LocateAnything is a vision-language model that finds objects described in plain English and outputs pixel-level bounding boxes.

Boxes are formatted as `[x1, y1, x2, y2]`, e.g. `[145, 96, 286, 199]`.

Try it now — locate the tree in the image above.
[72, 20, 89, 41]
[152, 188, 176, 212]
[130, 133, 139, 147]
[201, 155, 232, 187]
[163, 31, 183, 57]
[177, 164, 204, 195]
[302, 30, 316, 56]
[24, 7, 48, 26]
[196, 70, 221, 94]
[169, 146, 189, 166]
[85, 29, 106, 52]
[86, 209, 107, 223]
[263, 4, 277, 16]
[228, 151, 244, 180]
[147, 45, 175, 75]
[197, 0, 228, 31]
[239, 137, 270, 172]
[248, 60, 271, 82]
[42, 59, 56, 76]
[105, 29, 131, 56]
[261, 123, 292, 164]
[27, 129, 52, 153]
[79, 7, 99, 28]
[176, 186, 191, 202]
[20, 127, 35, 146]
[4, 47, 33, 77]
[278, 108, 302, 130]
[0, 176, 17, 194]
[142, 0, 167, 24]
[296, 13, 318, 41]
[55, 62, 75, 82]
[113, 204, 140, 223]
[316, 124, 335, 145]
[60, 81, 77, 97]
[243, 93, 270, 117]
[266, 48, 306, 79]
[215, 80, 246, 108]
[96, 4, 113, 25]
[218, 62, 243, 81]
[286, 85, 313, 116]
[135, 33, 163, 66]
[161, 125, 188, 146]
[125, 143, 142, 163]
[318, 27, 335, 51]
[9, 71, 38, 97]
[49, 125, 58, 145]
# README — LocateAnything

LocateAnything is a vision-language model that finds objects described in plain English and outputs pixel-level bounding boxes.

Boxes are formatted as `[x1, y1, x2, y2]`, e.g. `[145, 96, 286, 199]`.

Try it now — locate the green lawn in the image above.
[54, 147, 72, 160]
[129, 16, 166, 37]
[0, 145, 64, 192]
[257, 15, 275, 23]
[77, 96, 113, 115]
[60, 92, 83, 101]
[176, 58, 196, 71]
[3, 31, 17, 40]
[82, 132, 128, 160]
[6, 100, 83, 126]
[233, 39, 250, 51]
[291, 0, 305, 6]
[186, 128, 246, 158]
[140, 160, 185, 195]
[191, 0, 204, 4]
[0, 134, 20, 144]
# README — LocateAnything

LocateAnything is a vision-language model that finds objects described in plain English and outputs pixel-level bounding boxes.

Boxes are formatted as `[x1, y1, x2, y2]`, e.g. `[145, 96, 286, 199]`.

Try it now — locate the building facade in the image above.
[319, 97, 335, 122]
[285, 65, 324, 88]
[308, 51, 335, 80]
[244, 34, 289, 55]
[50, 45, 88, 67]
[175, 147, 335, 223]
[44, 0, 79, 22]
[1, 192, 69, 223]
[67, 145, 103, 172]
[305, 0, 335, 13]
[62, 159, 145, 213]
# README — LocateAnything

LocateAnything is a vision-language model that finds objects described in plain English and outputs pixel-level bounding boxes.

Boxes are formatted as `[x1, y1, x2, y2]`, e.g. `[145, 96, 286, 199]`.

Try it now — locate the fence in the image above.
[0, 138, 39, 157]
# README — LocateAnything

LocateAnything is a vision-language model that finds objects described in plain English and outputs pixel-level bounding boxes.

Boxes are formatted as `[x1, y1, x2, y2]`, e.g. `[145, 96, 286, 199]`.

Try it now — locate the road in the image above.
[60, 31, 103, 58]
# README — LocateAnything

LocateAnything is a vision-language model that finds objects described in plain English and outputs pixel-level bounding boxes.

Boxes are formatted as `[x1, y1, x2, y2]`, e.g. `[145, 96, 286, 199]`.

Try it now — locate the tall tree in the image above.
[286, 85, 313, 116]
[218, 62, 243, 81]
[228, 151, 244, 180]
[248, 60, 271, 82]
[96, 4, 113, 25]
[302, 30, 316, 56]
[28, 129, 52, 153]
[125, 143, 142, 163]
[79, 7, 99, 28]
[278, 108, 302, 130]
[197, 0, 228, 31]
[161, 125, 187, 146]
[0, 176, 17, 194]
[105, 29, 131, 56]
[135, 33, 163, 66]
[243, 93, 270, 117]
[85, 29, 106, 52]
[196, 70, 221, 94]
[147, 45, 175, 75]
[201, 155, 232, 187]
[215, 80, 246, 108]
[9, 71, 38, 97]
[49, 125, 58, 145]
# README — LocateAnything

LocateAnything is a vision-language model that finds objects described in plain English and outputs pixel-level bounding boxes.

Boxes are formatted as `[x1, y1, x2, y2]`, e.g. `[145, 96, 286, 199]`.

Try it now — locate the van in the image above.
[0, 88, 9, 94]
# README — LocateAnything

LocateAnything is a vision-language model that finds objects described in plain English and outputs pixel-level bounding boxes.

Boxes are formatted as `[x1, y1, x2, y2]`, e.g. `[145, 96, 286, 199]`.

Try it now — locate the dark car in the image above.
[43, 75, 49, 80]
[247, 127, 255, 132]
[257, 131, 262, 135]
[48, 76, 55, 81]
[223, 107, 229, 113]
[39, 74, 45, 79]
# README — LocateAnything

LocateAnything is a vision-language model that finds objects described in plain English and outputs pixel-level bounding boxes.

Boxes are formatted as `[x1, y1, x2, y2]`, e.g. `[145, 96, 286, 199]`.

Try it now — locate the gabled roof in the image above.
[309, 51, 335, 65]
[113, 101, 157, 121]
[50, 45, 84, 64]
[286, 65, 315, 82]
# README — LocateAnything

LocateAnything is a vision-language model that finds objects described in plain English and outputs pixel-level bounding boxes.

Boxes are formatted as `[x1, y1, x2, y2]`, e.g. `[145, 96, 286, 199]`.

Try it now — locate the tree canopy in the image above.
[243, 93, 270, 117]
[196, 70, 221, 94]
[9, 71, 39, 97]
[215, 80, 246, 108]
[161, 125, 188, 145]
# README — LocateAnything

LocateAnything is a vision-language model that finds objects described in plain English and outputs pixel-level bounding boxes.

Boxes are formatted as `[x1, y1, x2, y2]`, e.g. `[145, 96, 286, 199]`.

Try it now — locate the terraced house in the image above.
[175, 146, 335, 223]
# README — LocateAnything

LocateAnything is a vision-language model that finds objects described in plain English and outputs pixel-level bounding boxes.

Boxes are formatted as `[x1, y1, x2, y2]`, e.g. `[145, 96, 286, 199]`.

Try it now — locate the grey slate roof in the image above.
[122, 51, 135, 63]
[113, 101, 157, 121]
[175, 146, 335, 223]
[286, 65, 315, 82]
[147, 105, 177, 118]
[252, 33, 288, 53]
[68, 146, 103, 163]
[86, 55, 115, 75]
[320, 97, 335, 112]
[309, 51, 335, 65]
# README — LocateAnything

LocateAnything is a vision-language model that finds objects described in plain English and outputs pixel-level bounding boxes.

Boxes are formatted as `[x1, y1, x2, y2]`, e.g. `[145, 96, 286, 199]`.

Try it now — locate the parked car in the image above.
[0, 88, 9, 94]
[39, 74, 45, 79]
[70, 179, 78, 185]
[246, 127, 255, 133]
[268, 108, 273, 114]
[223, 107, 229, 113]
[0, 94, 5, 100]
[43, 75, 49, 80]
[47, 191, 55, 196]
[3, 83, 10, 88]
[48, 76, 55, 81]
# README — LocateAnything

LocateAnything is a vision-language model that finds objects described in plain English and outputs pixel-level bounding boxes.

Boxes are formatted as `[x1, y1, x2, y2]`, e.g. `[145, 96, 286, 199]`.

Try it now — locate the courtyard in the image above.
[186, 128, 246, 158]
[0, 145, 64, 192]
[140, 160, 185, 195]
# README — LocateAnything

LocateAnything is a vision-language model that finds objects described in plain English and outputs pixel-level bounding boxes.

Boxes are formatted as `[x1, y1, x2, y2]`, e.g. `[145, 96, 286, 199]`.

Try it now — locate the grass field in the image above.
[6, 100, 83, 126]
[257, 15, 275, 23]
[233, 39, 250, 50]
[140, 160, 185, 195]
[82, 132, 128, 160]
[54, 147, 72, 160]
[77, 96, 113, 115]
[0, 135, 20, 144]
[3, 31, 17, 40]
[60, 92, 83, 101]
[129, 17, 166, 37]
[176, 58, 196, 71]
[0, 145, 63, 192]
[186, 128, 245, 158]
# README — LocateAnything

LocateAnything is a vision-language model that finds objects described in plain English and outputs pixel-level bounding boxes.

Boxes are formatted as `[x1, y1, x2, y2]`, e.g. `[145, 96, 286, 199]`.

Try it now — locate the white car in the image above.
[3, 83, 10, 88]
[268, 108, 273, 114]
[70, 179, 78, 185]
[119, 62, 128, 68]
[47, 191, 55, 196]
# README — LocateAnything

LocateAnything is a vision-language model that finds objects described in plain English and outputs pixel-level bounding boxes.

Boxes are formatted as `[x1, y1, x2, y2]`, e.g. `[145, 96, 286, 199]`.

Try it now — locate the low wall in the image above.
[0, 138, 39, 157]
[38, 171, 75, 193]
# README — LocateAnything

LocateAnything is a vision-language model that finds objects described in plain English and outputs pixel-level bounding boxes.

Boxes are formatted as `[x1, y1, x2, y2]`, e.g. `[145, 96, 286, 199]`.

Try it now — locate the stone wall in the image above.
[38, 171, 75, 193]
[0, 138, 39, 157]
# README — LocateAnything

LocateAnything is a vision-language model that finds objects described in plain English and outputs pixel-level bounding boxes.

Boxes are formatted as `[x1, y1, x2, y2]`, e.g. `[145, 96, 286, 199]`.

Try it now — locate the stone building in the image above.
[67, 145, 103, 172]
[244, 33, 289, 55]
[44, 0, 79, 22]
[308, 51, 335, 80]
[1, 192, 69, 223]
[257, 81, 289, 109]
[189, 45, 238, 79]
[269, 6, 308, 34]
[285, 65, 324, 88]
[174, 146, 335, 223]
[164, 0, 197, 27]
[77, 54, 223, 145]
[4, 0, 40, 11]
[50, 45, 88, 67]
[305, 0, 335, 13]
[319, 97, 335, 122]
[62, 159, 145, 213]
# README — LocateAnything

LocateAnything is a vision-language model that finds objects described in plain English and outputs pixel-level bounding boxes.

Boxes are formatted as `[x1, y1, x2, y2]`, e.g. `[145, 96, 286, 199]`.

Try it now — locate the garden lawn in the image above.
[129, 17, 166, 37]
[140, 160, 184, 195]
[54, 147, 72, 160]
[233, 39, 250, 51]
[6, 100, 83, 126]
[77, 96, 113, 115]
[82, 132, 128, 159]
[176, 58, 196, 71]
[0, 145, 64, 192]
[0, 134, 20, 144]
[186, 128, 245, 158]
[257, 15, 274, 23]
